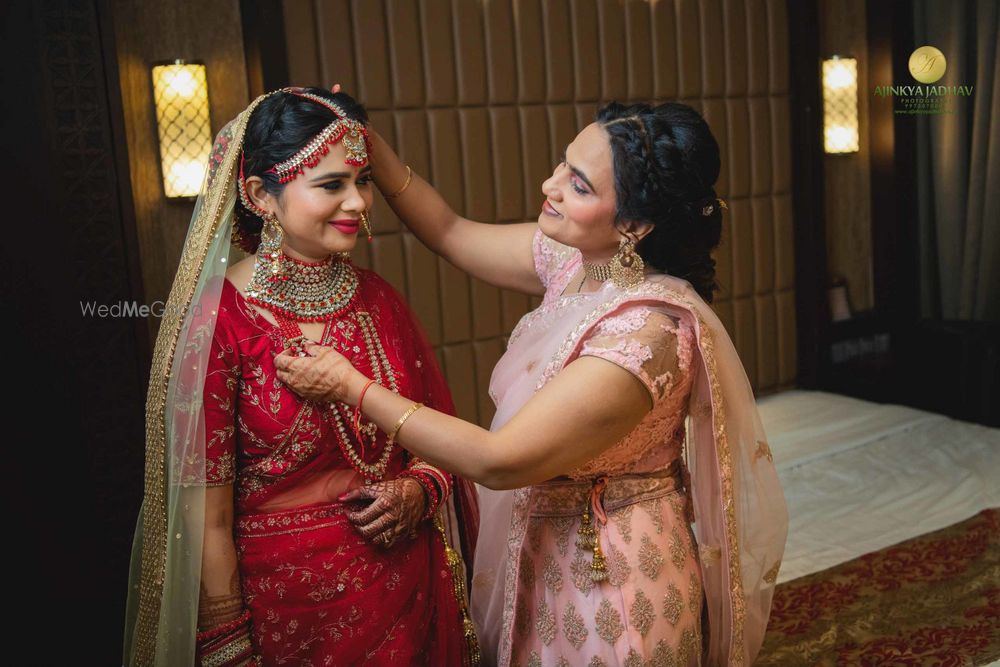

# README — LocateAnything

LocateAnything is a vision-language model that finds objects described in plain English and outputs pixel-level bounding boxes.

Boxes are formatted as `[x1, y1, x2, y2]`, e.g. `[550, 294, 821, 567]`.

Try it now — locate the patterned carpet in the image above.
[756, 508, 1000, 666]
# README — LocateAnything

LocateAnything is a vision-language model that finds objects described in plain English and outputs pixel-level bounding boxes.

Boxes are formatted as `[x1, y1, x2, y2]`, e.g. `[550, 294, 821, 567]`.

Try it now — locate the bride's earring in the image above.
[609, 235, 644, 288]
[258, 212, 286, 280]
[360, 210, 373, 242]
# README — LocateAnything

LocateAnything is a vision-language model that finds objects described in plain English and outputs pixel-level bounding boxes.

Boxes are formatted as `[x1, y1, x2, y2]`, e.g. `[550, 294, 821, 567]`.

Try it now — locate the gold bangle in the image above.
[387, 402, 423, 444]
[384, 165, 412, 198]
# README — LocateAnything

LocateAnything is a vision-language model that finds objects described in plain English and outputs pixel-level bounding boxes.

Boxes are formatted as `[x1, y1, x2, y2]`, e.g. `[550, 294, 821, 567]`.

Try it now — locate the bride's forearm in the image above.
[367, 130, 462, 259]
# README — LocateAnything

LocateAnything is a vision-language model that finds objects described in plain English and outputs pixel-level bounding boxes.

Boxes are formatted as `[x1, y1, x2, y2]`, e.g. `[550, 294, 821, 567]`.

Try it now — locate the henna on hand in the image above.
[344, 478, 427, 548]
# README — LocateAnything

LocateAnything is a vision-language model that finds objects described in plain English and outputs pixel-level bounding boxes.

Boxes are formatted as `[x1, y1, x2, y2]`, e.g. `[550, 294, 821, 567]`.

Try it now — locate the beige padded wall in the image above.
[281, 0, 797, 426]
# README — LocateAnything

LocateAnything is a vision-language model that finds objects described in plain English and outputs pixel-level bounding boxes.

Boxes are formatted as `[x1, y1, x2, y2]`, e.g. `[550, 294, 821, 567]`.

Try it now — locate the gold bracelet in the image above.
[384, 165, 412, 198]
[387, 402, 423, 444]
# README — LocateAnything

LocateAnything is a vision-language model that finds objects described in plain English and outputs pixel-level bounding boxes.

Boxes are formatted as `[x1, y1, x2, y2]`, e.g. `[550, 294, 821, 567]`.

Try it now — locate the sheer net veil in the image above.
[123, 92, 275, 667]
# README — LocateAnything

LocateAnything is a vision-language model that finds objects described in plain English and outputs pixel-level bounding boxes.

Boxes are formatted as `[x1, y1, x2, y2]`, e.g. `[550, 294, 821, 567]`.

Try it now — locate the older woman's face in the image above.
[537, 122, 622, 256]
[253, 139, 374, 260]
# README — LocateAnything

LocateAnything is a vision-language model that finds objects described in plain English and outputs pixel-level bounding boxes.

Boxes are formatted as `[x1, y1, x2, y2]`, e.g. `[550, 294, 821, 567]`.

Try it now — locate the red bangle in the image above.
[196, 608, 252, 642]
[352, 379, 377, 439]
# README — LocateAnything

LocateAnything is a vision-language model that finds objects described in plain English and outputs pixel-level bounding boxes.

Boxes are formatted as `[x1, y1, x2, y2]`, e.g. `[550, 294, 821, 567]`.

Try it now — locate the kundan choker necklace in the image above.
[245, 252, 358, 322]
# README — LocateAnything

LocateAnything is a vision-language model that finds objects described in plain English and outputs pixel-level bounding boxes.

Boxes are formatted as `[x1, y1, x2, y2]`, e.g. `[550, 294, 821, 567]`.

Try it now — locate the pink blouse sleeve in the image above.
[532, 227, 577, 290]
[576, 305, 696, 404]
[202, 305, 240, 486]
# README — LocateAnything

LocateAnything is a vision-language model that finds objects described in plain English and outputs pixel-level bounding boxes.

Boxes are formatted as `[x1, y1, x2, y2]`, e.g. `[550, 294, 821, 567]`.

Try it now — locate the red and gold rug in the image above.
[756, 507, 1000, 666]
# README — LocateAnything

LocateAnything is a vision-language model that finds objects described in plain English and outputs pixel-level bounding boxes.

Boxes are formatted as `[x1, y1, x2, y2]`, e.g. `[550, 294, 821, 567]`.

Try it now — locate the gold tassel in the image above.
[433, 514, 481, 667]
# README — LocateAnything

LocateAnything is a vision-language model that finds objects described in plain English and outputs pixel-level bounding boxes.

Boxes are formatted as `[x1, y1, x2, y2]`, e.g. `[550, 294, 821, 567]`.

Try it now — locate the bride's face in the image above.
[254, 139, 374, 261]
[537, 122, 622, 257]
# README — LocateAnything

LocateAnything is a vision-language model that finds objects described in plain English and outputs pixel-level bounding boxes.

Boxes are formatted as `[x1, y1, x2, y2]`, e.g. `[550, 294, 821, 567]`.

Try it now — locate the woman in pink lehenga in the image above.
[277, 99, 789, 666]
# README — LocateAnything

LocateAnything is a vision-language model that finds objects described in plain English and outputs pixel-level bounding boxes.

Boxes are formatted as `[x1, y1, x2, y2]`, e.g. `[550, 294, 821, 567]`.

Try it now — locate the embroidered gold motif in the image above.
[608, 503, 634, 543]
[754, 439, 773, 463]
[525, 651, 542, 667]
[549, 516, 575, 556]
[679, 627, 699, 665]
[562, 602, 588, 649]
[605, 543, 631, 587]
[588, 657, 608, 667]
[515, 598, 531, 637]
[763, 558, 781, 585]
[555, 659, 571, 667]
[663, 583, 683, 625]
[688, 572, 703, 615]
[595, 599, 624, 645]
[639, 497, 665, 534]
[536, 600, 556, 645]
[624, 648, 645, 667]
[570, 550, 597, 595]
[630, 590, 656, 637]
[526, 520, 544, 553]
[519, 551, 536, 588]
[542, 554, 563, 592]
[669, 526, 688, 569]
[650, 639, 677, 667]
[698, 544, 722, 565]
[639, 533, 665, 580]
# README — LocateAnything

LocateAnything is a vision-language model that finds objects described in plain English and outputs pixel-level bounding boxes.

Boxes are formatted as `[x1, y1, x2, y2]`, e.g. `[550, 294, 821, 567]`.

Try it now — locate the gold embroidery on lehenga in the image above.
[588, 657, 608, 667]
[595, 599, 624, 644]
[639, 497, 665, 534]
[570, 550, 597, 595]
[630, 590, 656, 637]
[548, 516, 575, 556]
[650, 639, 677, 667]
[605, 543, 631, 587]
[542, 554, 563, 592]
[525, 650, 542, 667]
[679, 627, 699, 665]
[536, 600, 556, 645]
[519, 551, 536, 588]
[515, 598, 531, 637]
[670, 526, 688, 569]
[526, 520, 544, 554]
[624, 648, 645, 667]
[688, 572, 703, 615]
[639, 533, 665, 580]
[554, 658, 571, 667]
[608, 503, 634, 543]
[562, 602, 588, 649]
[663, 582, 683, 625]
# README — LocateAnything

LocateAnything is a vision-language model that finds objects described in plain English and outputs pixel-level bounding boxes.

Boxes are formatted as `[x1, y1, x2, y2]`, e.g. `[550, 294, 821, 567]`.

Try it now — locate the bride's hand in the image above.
[274, 343, 361, 403]
[340, 478, 427, 548]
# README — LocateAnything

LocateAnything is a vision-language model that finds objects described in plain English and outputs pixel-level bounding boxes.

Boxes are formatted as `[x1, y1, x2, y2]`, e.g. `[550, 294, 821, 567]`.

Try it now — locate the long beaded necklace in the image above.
[265, 256, 400, 481]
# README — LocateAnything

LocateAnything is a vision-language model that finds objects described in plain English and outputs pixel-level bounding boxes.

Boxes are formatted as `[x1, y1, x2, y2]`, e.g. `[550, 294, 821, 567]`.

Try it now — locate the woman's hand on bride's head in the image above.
[274, 343, 361, 403]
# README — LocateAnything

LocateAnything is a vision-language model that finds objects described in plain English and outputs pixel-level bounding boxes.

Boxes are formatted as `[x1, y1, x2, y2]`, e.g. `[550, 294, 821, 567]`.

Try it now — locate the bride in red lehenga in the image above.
[122, 87, 479, 667]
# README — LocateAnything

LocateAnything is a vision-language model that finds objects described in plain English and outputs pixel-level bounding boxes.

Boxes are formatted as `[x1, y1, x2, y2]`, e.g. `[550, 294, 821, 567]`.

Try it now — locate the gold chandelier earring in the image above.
[609, 235, 645, 288]
[257, 212, 286, 280]
[359, 210, 373, 241]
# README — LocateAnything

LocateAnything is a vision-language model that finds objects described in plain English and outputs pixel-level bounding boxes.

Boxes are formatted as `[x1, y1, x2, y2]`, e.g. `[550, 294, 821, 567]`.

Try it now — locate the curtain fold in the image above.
[915, 0, 1000, 322]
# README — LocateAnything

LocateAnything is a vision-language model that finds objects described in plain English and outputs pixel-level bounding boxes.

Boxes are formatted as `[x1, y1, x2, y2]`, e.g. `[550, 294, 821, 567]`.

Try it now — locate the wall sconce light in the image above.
[822, 55, 859, 154]
[151, 60, 212, 198]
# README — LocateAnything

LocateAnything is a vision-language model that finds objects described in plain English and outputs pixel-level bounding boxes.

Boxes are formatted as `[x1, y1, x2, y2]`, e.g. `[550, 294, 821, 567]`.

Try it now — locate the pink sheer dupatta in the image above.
[471, 232, 788, 666]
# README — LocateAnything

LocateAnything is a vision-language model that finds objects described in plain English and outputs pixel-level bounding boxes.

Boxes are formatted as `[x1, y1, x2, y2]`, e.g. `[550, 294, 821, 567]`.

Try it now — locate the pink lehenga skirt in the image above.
[500, 460, 705, 666]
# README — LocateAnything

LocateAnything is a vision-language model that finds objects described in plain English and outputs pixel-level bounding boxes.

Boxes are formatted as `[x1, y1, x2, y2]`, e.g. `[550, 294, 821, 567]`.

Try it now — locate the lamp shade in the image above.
[822, 56, 859, 154]
[151, 61, 212, 198]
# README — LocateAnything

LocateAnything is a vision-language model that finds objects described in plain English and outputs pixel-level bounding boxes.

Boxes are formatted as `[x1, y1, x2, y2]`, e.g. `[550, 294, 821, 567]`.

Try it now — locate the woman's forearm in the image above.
[345, 376, 517, 488]
[368, 130, 462, 260]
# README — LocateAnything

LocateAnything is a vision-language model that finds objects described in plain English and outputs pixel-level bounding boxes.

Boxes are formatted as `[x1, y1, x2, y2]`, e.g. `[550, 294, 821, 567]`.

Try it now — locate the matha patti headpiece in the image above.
[236, 87, 371, 219]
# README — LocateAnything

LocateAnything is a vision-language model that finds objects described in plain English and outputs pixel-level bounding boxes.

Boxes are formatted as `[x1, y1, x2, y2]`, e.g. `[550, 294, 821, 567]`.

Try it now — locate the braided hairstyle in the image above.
[234, 87, 369, 253]
[596, 101, 724, 303]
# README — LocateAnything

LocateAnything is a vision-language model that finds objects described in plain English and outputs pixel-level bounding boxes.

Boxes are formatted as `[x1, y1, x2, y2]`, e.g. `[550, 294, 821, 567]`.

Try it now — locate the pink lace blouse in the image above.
[532, 229, 697, 479]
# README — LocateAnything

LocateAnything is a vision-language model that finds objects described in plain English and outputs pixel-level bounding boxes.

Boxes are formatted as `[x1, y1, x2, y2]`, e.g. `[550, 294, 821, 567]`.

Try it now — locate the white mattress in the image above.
[756, 389, 1000, 584]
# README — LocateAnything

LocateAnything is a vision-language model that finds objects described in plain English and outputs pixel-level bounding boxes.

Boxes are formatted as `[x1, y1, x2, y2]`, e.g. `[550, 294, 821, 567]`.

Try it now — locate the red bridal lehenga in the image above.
[122, 90, 479, 667]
